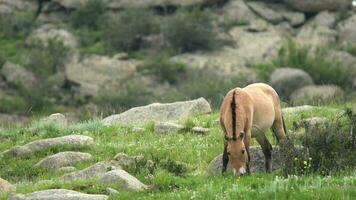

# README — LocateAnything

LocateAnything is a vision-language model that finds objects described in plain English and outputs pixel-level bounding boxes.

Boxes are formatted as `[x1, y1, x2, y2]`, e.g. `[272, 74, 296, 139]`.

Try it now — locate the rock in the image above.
[0, 62, 37, 89]
[154, 122, 184, 134]
[40, 113, 68, 128]
[107, 0, 225, 9]
[285, 0, 351, 12]
[52, 0, 87, 9]
[282, 105, 343, 115]
[113, 153, 154, 172]
[247, 19, 269, 32]
[105, 188, 119, 195]
[62, 161, 120, 181]
[297, 11, 337, 47]
[326, 50, 356, 83]
[0, 177, 14, 194]
[299, 117, 328, 132]
[217, 0, 258, 25]
[58, 166, 77, 173]
[338, 14, 356, 49]
[269, 68, 314, 99]
[246, 2, 305, 26]
[207, 146, 307, 175]
[66, 54, 138, 99]
[99, 169, 148, 191]
[2, 135, 94, 157]
[8, 189, 108, 200]
[26, 24, 78, 49]
[35, 151, 92, 170]
[102, 98, 211, 125]
[0, 113, 28, 126]
[290, 85, 345, 105]
[0, 0, 37, 15]
[36, 2, 70, 24]
[191, 127, 210, 134]
[132, 127, 145, 133]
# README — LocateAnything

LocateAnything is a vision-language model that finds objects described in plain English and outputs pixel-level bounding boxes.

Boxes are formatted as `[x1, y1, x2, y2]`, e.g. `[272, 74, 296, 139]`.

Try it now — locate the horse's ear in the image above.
[239, 132, 244, 140]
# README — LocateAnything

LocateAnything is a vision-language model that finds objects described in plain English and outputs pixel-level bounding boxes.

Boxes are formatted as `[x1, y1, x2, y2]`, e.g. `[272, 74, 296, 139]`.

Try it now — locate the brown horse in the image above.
[220, 83, 287, 175]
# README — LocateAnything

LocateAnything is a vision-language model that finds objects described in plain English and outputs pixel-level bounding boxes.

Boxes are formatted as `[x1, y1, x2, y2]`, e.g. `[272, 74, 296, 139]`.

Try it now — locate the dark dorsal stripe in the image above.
[230, 90, 237, 140]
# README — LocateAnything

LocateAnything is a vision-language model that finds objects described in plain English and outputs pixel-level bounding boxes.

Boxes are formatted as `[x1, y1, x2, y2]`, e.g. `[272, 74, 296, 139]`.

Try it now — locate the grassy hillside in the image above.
[1, 105, 355, 200]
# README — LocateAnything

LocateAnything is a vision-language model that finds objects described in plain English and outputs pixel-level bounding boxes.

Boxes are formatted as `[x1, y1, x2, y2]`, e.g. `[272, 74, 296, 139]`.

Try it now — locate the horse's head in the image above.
[224, 132, 248, 176]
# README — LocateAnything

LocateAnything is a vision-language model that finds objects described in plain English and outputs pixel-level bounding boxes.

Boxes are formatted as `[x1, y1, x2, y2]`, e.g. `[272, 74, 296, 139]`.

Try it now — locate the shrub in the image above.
[163, 8, 219, 53]
[254, 40, 350, 87]
[153, 170, 177, 190]
[301, 114, 355, 175]
[0, 12, 35, 38]
[137, 54, 187, 84]
[69, 0, 106, 30]
[104, 8, 158, 52]
[26, 38, 69, 79]
[0, 95, 28, 113]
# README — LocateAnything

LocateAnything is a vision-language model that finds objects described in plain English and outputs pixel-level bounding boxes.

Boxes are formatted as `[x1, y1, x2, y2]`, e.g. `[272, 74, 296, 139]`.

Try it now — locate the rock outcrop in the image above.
[35, 151, 92, 170]
[290, 85, 344, 105]
[0, 62, 37, 89]
[99, 169, 148, 191]
[8, 189, 108, 200]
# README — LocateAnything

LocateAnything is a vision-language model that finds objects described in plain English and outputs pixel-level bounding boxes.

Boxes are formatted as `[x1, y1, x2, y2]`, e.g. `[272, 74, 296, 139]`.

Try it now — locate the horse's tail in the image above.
[282, 115, 287, 136]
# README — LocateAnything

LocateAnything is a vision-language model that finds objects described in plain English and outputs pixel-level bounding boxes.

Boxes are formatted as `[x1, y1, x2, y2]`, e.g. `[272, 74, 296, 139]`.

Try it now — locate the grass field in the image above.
[0, 105, 355, 200]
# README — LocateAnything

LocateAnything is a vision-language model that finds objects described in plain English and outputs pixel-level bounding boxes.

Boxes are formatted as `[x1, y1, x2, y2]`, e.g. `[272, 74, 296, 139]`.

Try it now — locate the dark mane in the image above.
[231, 90, 237, 140]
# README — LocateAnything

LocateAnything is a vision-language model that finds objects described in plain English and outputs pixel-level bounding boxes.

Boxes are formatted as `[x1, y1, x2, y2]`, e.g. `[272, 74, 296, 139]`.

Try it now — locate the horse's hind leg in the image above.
[255, 133, 273, 172]
[272, 109, 287, 144]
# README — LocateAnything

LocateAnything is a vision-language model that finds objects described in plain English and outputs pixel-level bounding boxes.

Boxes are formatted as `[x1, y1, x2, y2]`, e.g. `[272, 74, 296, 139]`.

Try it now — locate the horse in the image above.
[219, 83, 287, 175]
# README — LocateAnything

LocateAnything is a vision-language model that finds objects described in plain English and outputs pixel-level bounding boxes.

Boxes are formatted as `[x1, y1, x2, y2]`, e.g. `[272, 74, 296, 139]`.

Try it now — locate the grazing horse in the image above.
[220, 83, 287, 175]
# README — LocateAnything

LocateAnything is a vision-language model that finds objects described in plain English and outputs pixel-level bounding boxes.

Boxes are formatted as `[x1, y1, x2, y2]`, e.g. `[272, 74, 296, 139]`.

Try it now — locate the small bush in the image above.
[0, 12, 35, 38]
[104, 8, 158, 52]
[153, 170, 177, 190]
[301, 120, 355, 175]
[137, 54, 187, 84]
[26, 38, 69, 79]
[163, 8, 219, 53]
[0, 95, 28, 113]
[70, 0, 106, 30]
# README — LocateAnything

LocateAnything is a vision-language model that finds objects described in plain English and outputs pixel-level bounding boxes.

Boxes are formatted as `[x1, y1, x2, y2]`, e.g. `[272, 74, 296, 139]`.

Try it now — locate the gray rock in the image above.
[102, 98, 211, 125]
[58, 166, 77, 173]
[107, 0, 225, 9]
[35, 151, 92, 170]
[290, 85, 345, 105]
[40, 113, 68, 128]
[62, 161, 120, 181]
[2, 135, 94, 157]
[132, 127, 145, 133]
[207, 146, 307, 175]
[26, 24, 78, 49]
[0, 62, 37, 89]
[326, 50, 356, 83]
[8, 189, 108, 200]
[105, 187, 119, 195]
[154, 122, 184, 134]
[218, 0, 258, 25]
[66, 55, 138, 99]
[247, 2, 283, 24]
[191, 127, 210, 134]
[0, 0, 37, 15]
[338, 14, 356, 49]
[99, 169, 148, 191]
[297, 11, 337, 47]
[285, 0, 351, 12]
[299, 117, 328, 132]
[0, 177, 14, 194]
[113, 153, 154, 172]
[282, 105, 343, 115]
[269, 68, 314, 99]
[52, 0, 87, 9]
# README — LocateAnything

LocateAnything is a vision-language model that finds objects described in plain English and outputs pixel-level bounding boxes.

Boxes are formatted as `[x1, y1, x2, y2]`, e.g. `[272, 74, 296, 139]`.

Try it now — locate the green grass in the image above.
[0, 106, 355, 200]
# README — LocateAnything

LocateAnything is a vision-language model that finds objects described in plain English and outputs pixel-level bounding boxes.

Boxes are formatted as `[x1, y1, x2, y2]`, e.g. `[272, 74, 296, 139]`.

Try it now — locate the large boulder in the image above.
[26, 24, 78, 50]
[246, 2, 305, 26]
[102, 97, 211, 125]
[297, 11, 337, 47]
[40, 113, 68, 128]
[66, 55, 138, 99]
[1, 135, 94, 157]
[207, 146, 307, 175]
[217, 0, 258, 25]
[285, 0, 351, 12]
[62, 161, 119, 181]
[113, 153, 154, 171]
[290, 85, 345, 105]
[154, 122, 184, 134]
[282, 105, 343, 115]
[35, 151, 93, 170]
[0, 62, 37, 89]
[99, 169, 148, 191]
[8, 189, 108, 200]
[0, 0, 37, 15]
[269, 68, 314, 99]
[337, 14, 356, 49]
[0, 177, 14, 194]
[327, 50, 356, 84]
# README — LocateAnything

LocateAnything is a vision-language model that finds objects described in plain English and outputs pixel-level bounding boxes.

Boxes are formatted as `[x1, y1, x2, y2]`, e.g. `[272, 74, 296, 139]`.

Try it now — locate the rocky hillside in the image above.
[0, 0, 356, 122]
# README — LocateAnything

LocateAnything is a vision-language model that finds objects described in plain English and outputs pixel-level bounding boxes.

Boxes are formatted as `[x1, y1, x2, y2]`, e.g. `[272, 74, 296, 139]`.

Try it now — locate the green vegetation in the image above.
[163, 8, 220, 53]
[0, 95, 27, 114]
[0, 12, 36, 38]
[69, 0, 106, 30]
[138, 54, 187, 84]
[0, 106, 355, 199]
[255, 40, 350, 88]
